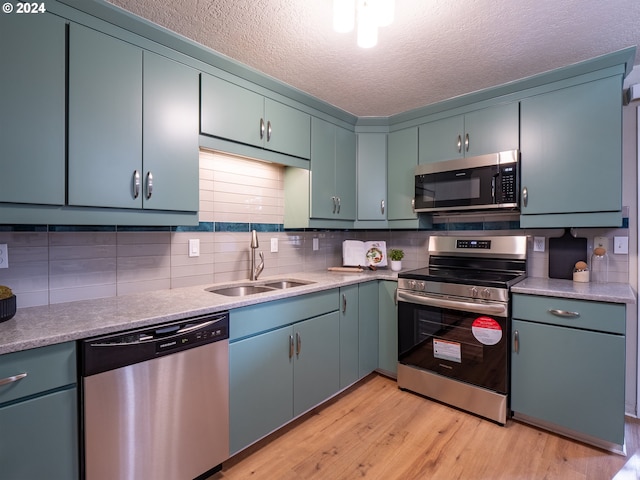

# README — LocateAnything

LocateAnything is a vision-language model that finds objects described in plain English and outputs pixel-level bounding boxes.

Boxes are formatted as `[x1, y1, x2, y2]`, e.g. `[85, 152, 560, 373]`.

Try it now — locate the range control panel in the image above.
[456, 239, 492, 249]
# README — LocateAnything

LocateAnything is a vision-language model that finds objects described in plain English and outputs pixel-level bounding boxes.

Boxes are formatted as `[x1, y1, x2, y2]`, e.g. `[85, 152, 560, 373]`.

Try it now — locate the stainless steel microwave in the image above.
[414, 150, 519, 213]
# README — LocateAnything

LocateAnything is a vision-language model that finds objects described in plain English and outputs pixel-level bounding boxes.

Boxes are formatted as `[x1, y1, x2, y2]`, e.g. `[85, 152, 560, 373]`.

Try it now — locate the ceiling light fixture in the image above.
[333, 0, 395, 48]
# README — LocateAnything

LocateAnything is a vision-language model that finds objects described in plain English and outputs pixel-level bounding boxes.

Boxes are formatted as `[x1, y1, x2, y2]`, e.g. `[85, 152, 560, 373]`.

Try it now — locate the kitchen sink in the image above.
[206, 279, 314, 297]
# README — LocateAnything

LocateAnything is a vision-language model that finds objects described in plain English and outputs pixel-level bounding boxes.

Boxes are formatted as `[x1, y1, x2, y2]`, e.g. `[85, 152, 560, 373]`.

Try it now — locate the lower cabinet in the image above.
[378, 280, 398, 376]
[0, 342, 78, 479]
[339, 285, 360, 388]
[511, 294, 626, 451]
[358, 281, 379, 378]
[229, 293, 341, 455]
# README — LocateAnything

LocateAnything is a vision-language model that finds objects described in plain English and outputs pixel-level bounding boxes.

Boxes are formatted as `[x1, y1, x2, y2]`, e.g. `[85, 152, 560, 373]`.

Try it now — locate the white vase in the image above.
[390, 260, 402, 271]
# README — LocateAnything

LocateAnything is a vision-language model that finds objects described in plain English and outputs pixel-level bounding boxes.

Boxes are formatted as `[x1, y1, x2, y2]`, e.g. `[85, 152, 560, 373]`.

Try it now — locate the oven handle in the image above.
[397, 290, 508, 317]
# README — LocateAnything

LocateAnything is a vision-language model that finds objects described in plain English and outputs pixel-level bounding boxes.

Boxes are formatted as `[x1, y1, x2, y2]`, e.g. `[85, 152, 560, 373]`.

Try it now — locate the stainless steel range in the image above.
[397, 235, 527, 424]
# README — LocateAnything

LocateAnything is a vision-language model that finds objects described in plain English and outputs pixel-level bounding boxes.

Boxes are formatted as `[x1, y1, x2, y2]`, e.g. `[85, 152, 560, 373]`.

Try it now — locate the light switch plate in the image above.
[614, 236, 628, 254]
[312, 238, 319, 251]
[533, 237, 545, 252]
[594, 236, 608, 250]
[0, 244, 7, 269]
[188, 239, 200, 257]
[270, 238, 278, 253]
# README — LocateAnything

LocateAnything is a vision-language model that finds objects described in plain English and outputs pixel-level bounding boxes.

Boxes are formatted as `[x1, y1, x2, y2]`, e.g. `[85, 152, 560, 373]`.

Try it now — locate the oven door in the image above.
[397, 290, 509, 394]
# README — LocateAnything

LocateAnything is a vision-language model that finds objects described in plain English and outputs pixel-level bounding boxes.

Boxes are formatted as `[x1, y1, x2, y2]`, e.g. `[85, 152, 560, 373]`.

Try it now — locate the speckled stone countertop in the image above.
[512, 277, 636, 304]
[0, 269, 399, 355]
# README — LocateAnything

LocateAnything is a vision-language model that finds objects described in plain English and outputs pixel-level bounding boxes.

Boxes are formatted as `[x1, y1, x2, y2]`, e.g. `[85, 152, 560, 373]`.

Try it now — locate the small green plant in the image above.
[389, 249, 404, 261]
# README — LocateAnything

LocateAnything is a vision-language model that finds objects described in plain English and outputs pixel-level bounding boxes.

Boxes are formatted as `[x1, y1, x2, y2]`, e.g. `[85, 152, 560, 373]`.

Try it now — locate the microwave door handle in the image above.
[397, 290, 508, 317]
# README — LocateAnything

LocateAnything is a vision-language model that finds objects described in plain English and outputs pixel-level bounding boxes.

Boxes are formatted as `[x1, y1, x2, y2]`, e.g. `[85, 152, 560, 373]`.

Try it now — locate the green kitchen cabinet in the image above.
[359, 281, 379, 378]
[339, 285, 360, 389]
[357, 133, 387, 221]
[68, 24, 199, 212]
[511, 294, 626, 451]
[0, 12, 66, 205]
[387, 127, 418, 221]
[418, 102, 519, 164]
[309, 117, 357, 220]
[201, 73, 311, 159]
[378, 280, 398, 376]
[0, 342, 78, 479]
[519, 74, 623, 227]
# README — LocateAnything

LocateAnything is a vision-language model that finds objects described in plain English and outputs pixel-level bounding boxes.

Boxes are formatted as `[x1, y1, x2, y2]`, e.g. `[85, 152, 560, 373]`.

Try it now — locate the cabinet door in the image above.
[264, 99, 311, 159]
[387, 127, 418, 220]
[358, 281, 379, 378]
[418, 115, 464, 164]
[357, 133, 387, 220]
[464, 102, 519, 157]
[68, 23, 142, 209]
[229, 326, 294, 455]
[334, 125, 357, 220]
[378, 280, 398, 375]
[200, 74, 264, 148]
[293, 312, 340, 416]
[520, 75, 622, 218]
[143, 52, 199, 211]
[0, 13, 65, 205]
[339, 285, 359, 389]
[310, 117, 337, 219]
[0, 388, 78, 480]
[511, 319, 625, 446]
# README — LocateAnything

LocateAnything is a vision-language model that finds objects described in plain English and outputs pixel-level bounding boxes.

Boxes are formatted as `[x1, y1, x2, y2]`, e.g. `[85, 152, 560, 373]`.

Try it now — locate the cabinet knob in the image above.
[0, 372, 27, 387]
[331, 196, 337, 214]
[132, 170, 141, 199]
[548, 309, 580, 318]
[342, 293, 347, 313]
[513, 330, 519, 353]
[380, 199, 385, 215]
[411, 198, 415, 212]
[296, 332, 302, 356]
[336, 196, 341, 214]
[465, 133, 469, 152]
[289, 334, 294, 359]
[457, 135, 462, 153]
[267, 120, 272, 142]
[260, 118, 265, 139]
[522, 187, 528, 207]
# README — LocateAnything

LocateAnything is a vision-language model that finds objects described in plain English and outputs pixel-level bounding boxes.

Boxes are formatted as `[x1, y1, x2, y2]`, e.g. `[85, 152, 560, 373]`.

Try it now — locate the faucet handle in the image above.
[256, 251, 265, 277]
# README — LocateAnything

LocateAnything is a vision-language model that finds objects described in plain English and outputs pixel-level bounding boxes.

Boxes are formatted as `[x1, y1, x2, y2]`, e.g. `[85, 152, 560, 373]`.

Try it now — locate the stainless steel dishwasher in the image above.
[79, 312, 229, 480]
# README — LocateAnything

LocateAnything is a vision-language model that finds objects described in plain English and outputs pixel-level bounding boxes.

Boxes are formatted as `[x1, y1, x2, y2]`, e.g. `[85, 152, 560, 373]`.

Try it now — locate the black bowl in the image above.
[0, 295, 16, 323]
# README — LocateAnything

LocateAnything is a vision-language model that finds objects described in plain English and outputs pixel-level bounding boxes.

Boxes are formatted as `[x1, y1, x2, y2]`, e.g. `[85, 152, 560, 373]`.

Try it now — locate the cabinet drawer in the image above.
[0, 342, 76, 405]
[512, 294, 625, 334]
[230, 289, 339, 341]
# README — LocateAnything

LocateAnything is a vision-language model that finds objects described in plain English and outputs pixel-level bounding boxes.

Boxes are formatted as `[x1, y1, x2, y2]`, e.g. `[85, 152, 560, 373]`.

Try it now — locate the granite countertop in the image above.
[512, 277, 636, 304]
[0, 269, 398, 355]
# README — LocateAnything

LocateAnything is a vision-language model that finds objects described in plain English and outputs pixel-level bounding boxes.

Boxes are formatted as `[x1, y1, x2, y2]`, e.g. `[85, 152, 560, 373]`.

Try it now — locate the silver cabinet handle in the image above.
[548, 309, 580, 318]
[336, 196, 341, 214]
[394, 288, 398, 306]
[381, 199, 385, 215]
[0, 372, 27, 387]
[133, 170, 140, 199]
[342, 293, 347, 313]
[296, 332, 302, 356]
[465, 133, 469, 152]
[514, 330, 519, 353]
[522, 187, 528, 207]
[267, 120, 272, 142]
[331, 196, 337, 214]
[260, 118, 265, 139]
[457, 135, 462, 153]
[146, 171, 153, 199]
[289, 334, 294, 359]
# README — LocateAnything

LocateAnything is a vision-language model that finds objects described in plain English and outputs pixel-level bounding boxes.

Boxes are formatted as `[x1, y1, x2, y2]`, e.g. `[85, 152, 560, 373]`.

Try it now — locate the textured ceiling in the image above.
[106, 0, 640, 117]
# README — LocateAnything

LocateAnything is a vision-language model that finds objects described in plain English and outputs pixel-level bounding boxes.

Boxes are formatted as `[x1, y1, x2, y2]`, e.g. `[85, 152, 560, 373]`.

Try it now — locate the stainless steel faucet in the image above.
[250, 230, 264, 280]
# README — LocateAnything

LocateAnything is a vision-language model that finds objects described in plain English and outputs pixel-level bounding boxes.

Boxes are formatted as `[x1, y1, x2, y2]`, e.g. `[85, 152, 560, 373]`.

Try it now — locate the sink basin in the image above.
[205, 279, 315, 297]
[263, 280, 313, 289]
[205, 285, 275, 296]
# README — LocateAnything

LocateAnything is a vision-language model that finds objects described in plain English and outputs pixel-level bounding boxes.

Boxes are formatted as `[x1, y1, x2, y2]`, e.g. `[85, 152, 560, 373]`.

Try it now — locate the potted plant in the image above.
[389, 249, 404, 271]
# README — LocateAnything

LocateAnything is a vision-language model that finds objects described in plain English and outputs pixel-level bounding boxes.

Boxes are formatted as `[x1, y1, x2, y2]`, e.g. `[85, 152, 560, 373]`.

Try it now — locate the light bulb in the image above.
[333, 0, 355, 33]
[357, 0, 378, 48]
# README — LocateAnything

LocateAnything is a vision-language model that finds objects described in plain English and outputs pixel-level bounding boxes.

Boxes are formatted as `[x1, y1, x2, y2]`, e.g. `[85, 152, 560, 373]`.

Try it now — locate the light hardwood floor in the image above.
[214, 374, 640, 479]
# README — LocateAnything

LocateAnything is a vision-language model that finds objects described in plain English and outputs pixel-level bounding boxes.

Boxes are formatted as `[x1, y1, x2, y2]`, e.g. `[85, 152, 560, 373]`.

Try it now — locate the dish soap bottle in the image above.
[591, 247, 609, 283]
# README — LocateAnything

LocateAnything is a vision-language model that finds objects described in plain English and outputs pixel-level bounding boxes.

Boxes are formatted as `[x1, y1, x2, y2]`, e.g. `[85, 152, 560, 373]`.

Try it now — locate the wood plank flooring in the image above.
[213, 374, 640, 479]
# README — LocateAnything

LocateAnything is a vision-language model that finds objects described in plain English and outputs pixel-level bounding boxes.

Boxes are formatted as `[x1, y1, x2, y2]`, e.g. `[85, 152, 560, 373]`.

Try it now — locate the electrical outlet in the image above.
[0, 244, 7, 269]
[533, 237, 545, 252]
[594, 236, 608, 250]
[270, 238, 278, 253]
[614, 236, 629, 254]
[188, 239, 200, 258]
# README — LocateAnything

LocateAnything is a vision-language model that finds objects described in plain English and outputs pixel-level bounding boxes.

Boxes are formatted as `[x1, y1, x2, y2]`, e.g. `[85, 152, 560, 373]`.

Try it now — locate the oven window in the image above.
[398, 301, 508, 394]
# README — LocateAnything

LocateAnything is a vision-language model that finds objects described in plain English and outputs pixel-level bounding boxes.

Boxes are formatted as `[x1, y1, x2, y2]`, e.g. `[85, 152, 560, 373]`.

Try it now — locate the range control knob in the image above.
[417, 281, 425, 291]
[482, 288, 492, 299]
[408, 280, 416, 289]
[470, 287, 479, 297]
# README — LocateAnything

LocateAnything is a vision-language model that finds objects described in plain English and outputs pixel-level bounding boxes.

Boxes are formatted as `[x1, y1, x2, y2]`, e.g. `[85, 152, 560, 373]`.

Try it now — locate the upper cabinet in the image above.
[387, 127, 418, 221]
[520, 74, 623, 227]
[0, 12, 66, 206]
[418, 102, 519, 164]
[68, 24, 199, 212]
[201, 74, 311, 160]
[357, 133, 387, 221]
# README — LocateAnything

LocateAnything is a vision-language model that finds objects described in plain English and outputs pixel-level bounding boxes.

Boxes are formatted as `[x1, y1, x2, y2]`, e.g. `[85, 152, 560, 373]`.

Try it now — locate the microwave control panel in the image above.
[499, 165, 517, 203]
